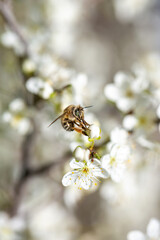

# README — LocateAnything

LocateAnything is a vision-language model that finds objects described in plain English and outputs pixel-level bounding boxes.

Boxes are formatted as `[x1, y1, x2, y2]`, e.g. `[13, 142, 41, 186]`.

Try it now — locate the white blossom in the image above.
[113, 0, 152, 23]
[29, 202, 78, 240]
[104, 72, 136, 112]
[26, 77, 53, 99]
[22, 59, 36, 74]
[127, 231, 146, 240]
[9, 98, 25, 113]
[102, 144, 131, 182]
[127, 218, 160, 240]
[0, 212, 25, 240]
[62, 148, 109, 190]
[2, 99, 32, 135]
[1, 30, 25, 55]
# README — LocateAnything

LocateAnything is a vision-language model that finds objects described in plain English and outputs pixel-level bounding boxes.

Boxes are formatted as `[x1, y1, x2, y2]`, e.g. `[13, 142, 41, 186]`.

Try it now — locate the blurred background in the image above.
[0, 0, 160, 239]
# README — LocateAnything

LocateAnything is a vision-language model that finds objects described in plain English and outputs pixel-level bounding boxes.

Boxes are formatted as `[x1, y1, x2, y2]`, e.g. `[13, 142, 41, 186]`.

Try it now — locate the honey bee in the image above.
[48, 105, 92, 135]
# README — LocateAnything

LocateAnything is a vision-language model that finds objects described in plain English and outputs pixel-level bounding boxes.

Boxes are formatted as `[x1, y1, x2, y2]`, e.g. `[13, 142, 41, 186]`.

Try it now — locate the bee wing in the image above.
[48, 114, 64, 128]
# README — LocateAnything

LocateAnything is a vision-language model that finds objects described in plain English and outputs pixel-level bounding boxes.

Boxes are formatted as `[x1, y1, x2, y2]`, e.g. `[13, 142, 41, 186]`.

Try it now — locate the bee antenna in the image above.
[83, 105, 93, 109]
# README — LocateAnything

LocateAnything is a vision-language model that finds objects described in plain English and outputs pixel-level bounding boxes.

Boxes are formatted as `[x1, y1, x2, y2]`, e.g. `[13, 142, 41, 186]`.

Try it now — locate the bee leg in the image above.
[82, 119, 90, 127]
[73, 127, 90, 136]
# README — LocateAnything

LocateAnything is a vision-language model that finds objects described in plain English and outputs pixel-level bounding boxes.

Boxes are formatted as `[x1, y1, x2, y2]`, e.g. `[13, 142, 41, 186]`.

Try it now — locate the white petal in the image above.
[62, 172, 78, 186]
[157, 105, 160, 118]
[70, 158, 84, 169]
[110, 164, 125, 182]
[26, 77, 44, 94]
[123, 115, 138, 131]
[127, 231, 146, 240]
[116, 145, 131, 162]
[81, 178, 92, 190]
[9, 98, 25, 112]
[116, 97, 135, 113]
[114, 71, 129, 87]
[93, 167, 109, 179]
[88, 158, 101, 168]
[110, 127, 128, 145]
[101, 155, 111, 169]
[104, 84, 120, 102]
[146, 218, 160, 239]
[89, 124, 100, 139]
[84, 149, 90, 162]
[75, 147, 85, 161]
[41, 83, 53, 99]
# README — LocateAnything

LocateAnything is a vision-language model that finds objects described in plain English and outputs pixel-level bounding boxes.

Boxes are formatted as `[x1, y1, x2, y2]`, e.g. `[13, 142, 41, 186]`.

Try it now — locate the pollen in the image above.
[82, 167, 89, 175]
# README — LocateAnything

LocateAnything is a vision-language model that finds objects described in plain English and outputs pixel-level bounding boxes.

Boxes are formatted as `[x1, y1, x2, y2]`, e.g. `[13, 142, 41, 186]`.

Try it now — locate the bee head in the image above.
[73, 105, 84, 119]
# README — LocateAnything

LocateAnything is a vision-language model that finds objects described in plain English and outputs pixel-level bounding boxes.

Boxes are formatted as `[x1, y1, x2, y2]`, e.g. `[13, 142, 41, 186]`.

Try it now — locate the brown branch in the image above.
[0, 0, 29, 54]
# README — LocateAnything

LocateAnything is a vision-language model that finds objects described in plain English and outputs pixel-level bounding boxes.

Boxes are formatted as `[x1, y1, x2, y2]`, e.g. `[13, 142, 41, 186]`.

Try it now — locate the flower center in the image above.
[82, 166, 89, 175]
[110, 157, 116, 166]
[126, 89, 133, 98]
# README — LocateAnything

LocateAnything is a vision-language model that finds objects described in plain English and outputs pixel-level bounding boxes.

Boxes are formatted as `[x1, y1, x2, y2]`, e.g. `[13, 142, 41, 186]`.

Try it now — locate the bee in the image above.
[48, 105, 92, 135]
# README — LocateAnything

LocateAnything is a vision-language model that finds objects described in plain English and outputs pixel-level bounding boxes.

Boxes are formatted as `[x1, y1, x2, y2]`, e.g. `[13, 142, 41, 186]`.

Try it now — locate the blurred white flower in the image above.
[62, 148, 109, 190]
[108, 127, 129, 150]
[123, 115, 138, 131]
[127, 218, 160, 240]
[22, 59, 36, 74]
[2, 98, 32, 135]
[147, 218, 160, 239]
[127, 231, 146, 240]
[0, 212, 25, 240]
[1, 30, 25, 55]
[113, 0, 152, 23]
[9, 98, 25, 113]
[104, 72, 136, 112]
[71, 73, 88, 105]
[26, 77, 53, 99]
[29, 202, 78, 240]
[102, 144, 131, 182]
[123, 100, 156, 133]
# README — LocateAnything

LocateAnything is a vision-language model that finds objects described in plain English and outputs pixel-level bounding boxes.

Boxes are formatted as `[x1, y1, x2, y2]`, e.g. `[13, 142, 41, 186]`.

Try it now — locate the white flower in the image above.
[147, 218, 160, 239]
[62, 148, 109, 190]
[113, 0, 152, 23]
[104, 72, 136, 113]
[102, 144, 131, 182]
[127, 218, 160, 240]
[123, 99, 156, 133]
[89, 124, 101, 140]
[110, 127, 129, 145]
[29, 202, 78, 240]
[127, 231, 146, 240]
[9, 98, 25, 112]
[1, 30, 25, 55]
[2, 98, 32, 135]
[22, 59, 36, 74]
[0, 212, 25, 240]
[26, 77, 53, 99]
[123, 115, 138, 131]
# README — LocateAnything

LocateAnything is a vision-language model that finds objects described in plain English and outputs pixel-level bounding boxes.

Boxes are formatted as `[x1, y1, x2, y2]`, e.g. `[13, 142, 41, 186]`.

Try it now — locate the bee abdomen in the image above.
[61, 118, 74, 131]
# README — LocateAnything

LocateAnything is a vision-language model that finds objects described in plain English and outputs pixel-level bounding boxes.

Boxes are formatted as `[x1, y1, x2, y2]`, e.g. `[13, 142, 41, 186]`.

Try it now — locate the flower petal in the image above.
[62, 171, 78, 186]
[81, 178, 92, 190]
[104, 84, 120, 102]
[146, 218, 160, 239]
[70, 158, 84, 169]
[93, 167, 109, 179]
[127, 231, 146, 240]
